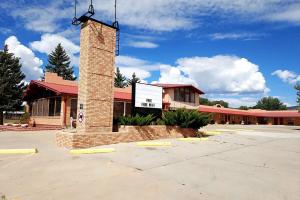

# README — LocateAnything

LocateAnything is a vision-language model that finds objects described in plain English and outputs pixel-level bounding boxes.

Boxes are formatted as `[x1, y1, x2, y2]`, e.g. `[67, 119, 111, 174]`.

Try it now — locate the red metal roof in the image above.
[152, 84, 205, 94]
[25, 81, 205, 101]
[199, 105, 300, 118]
[31, 80, 78, 95]
[26, 81, 133, 101]
[114, 91, 131, 101]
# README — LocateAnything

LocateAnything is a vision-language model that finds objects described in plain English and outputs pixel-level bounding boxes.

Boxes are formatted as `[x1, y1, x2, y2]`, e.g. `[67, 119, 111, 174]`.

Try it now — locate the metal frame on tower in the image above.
[71, 0, 120, 56]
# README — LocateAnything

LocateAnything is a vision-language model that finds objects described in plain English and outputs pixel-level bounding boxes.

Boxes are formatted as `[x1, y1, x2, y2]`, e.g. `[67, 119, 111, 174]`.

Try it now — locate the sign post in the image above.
[131, 83, 163, 117]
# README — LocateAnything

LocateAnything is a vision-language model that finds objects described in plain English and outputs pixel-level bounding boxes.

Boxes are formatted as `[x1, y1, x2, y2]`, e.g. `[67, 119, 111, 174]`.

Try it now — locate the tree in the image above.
[114, 67, 127, 88]
[211, 100, 229, 108]
[253, 97, 287, 110]
[199, 97, 210, 105]
[0, 45, 25, 125]
[127, 72, 140, 85]
[295, 84, 300, 111]
[199, 97, 229, 108]
[239, 106, 249, 110]
[45, 43, 76, 80]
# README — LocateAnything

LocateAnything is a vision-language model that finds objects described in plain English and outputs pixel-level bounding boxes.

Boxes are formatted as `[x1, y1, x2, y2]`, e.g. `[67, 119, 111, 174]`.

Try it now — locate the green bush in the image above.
[118, 109, 210, 129]
[162, 109, 211, 130]
[119, 114, 155, 126]
[20, 112, 30, 124]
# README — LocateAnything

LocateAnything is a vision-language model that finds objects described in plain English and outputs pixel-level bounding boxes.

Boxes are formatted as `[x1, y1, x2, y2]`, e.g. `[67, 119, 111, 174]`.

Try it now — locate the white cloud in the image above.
[272, 70, 300, 84]
[5, 36, 43, 81]
[209, 32, 265, 41]
[116, 55, 160, 80]
[6, 0, 300, 33]
[11, 1, 71, 32]
[87, 0, 300, 31]
[117, 55, 268, 95]
[30, 34, 80, 67]
[205, 95, 259, 108]
[0, 27, 12, 35]
[158, 64, 197, 85]
[265, 3, 300, 25]
[157, 55, 268, 94]
[127, 41, 159, 48]
[118, 67, 151, 80]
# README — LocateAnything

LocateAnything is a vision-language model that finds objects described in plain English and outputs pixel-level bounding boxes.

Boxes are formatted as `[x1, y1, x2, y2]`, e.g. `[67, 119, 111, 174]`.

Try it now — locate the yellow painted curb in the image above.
[0, 149, 38, 154]
[204, 131, 222, 135]
[137, 141, 172, 147]
[70, 148, 115, 154]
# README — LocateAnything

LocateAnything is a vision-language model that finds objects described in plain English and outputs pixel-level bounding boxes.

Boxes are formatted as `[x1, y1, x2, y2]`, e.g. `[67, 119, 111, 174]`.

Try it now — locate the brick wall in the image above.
[77, 19, 116, 134]
[44, 72, 77, 86]
[56, 125, 196, 149]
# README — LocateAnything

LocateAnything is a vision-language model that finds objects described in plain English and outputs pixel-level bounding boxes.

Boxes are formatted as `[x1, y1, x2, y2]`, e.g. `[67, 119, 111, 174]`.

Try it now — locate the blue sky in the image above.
[1, 0, 299, 107]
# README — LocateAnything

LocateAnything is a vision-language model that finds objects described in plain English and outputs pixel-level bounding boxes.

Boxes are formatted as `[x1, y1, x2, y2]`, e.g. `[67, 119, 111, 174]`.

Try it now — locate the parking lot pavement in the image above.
[0, 126, 299, 200]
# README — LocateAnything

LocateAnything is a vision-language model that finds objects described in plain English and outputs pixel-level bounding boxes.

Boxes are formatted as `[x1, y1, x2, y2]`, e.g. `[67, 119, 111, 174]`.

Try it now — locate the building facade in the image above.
[23, 72, 300, 127]
[199, 105, 300, 126]
[23, 73, 203, 127]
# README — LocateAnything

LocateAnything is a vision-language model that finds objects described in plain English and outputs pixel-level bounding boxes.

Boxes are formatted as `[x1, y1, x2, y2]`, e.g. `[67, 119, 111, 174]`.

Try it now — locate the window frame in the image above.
[31, 96, 62, 117]
[174, 87, 196, 103]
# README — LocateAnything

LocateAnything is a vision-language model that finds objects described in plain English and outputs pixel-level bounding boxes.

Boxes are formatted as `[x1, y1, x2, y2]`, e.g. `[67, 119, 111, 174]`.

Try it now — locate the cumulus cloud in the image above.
[30, 34, 80, 67]
[5, 36, 43, 81]
[127, 41, 159, 48]
[157, 55, 268, 94]
[272, 70, 300, 84]
[157, 65, 197, 85]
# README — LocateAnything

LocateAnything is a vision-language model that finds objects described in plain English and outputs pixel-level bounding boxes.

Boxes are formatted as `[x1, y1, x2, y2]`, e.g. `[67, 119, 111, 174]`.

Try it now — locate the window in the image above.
[55, 97, 61, 116]
[70, 99, 78, 119]
[49, 98, 55, 116]
[174, 87, 196, 103]
[31, 97, 61, 117]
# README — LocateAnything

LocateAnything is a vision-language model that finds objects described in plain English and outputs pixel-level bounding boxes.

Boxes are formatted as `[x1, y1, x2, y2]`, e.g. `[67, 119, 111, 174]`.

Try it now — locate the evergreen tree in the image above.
[295, 84, 300, 111]
[45, 43, 76, 80]
[114, 67, 127, 88]
[127, 72, 140, 85]
[0, 45, 25, 125]
[253, 97, 287, 110]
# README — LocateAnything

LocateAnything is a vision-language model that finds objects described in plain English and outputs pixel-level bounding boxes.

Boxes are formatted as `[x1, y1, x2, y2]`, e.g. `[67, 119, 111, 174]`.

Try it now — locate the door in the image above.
[274, 117, 278, 125]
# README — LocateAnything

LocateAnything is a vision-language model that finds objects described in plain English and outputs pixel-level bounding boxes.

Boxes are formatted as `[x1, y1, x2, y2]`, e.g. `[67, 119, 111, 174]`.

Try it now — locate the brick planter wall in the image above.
[56, 125, 196, 149]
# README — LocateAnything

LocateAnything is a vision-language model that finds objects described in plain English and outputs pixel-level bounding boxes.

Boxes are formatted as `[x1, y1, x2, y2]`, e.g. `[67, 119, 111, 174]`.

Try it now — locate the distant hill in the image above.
[287, 106, 298, 110]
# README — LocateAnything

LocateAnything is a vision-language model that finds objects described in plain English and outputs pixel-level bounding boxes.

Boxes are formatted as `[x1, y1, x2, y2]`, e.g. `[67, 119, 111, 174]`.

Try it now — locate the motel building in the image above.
[23, 72, 300, 128]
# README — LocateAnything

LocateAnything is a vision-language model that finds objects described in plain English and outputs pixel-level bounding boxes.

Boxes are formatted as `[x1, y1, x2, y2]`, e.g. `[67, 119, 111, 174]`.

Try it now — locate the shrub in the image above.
[119, 114, 155, 126]
[162, 109, 211, 130]
[20, 112, 30, 124]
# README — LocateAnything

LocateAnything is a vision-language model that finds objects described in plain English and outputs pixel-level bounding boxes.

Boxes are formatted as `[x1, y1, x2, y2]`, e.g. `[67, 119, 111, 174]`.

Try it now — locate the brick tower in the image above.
[77, 18, 116, 134]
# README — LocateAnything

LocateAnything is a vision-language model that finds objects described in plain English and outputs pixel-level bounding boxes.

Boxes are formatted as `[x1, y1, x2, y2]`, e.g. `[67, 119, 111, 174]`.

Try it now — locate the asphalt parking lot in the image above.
[0, 125, 300, 200]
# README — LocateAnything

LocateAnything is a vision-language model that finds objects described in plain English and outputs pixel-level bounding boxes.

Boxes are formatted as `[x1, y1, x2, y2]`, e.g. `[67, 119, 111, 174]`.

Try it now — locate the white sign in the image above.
[135, 83, 162, 109]
[78, 111, 84, 123]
